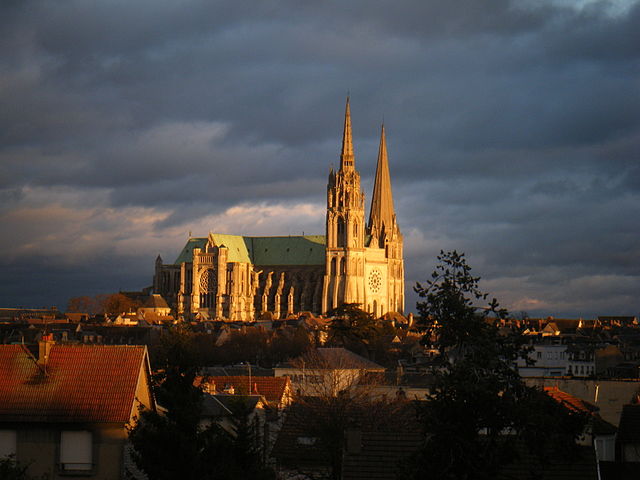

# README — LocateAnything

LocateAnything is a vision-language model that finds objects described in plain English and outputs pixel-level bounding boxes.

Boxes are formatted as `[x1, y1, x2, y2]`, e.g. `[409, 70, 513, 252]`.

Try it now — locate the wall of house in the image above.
[623, 444, 640, 462]
[274, 367, 364, 397]
[130, 363, 154, 424]
[15, 424, 127, 480]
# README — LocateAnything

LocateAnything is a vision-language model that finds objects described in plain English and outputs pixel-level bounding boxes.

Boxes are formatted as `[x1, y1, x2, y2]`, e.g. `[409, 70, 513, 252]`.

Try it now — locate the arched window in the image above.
[340, 258, 346, 275]
[337, 217, 346, 247]
[331, 258, 337, 276]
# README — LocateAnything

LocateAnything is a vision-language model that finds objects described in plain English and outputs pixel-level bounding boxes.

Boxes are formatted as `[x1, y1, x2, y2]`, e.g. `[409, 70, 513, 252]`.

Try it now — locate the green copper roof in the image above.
[173, 235, 326, 266]
[248, 235, 325, 266]
[174, 237, 207, 264]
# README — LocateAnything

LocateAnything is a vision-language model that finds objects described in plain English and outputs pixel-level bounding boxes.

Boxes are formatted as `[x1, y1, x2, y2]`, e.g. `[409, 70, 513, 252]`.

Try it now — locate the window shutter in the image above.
[60, 431, 92, 470]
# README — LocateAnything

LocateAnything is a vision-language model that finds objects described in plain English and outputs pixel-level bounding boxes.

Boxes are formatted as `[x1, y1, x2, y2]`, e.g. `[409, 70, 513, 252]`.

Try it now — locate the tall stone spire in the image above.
[340, 97, 355, 170]
[368, 124, 396, 235]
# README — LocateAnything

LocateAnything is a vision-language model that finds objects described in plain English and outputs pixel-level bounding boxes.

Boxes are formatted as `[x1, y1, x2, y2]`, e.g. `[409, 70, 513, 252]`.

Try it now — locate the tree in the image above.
[103, 293, 140, 315]
[66, 295, 97, 314]
[66, 292, 141, 315]
[0, 456, 30, 480]
[129, 325, 274, 480]
[281, 348, 403, 480]
[405, 251, 587, 479]
[326, 303, 396, 361]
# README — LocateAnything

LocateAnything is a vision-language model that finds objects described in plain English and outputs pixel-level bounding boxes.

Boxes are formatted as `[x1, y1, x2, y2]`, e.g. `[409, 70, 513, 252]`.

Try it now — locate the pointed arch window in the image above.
[337, 217, 346, 247]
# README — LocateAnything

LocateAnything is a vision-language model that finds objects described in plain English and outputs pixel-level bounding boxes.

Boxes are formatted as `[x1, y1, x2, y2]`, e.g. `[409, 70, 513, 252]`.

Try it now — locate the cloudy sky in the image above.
[1, 0, 638, 318]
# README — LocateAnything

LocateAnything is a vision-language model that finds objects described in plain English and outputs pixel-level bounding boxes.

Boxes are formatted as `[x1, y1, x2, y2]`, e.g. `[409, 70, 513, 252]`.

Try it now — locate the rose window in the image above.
[368, 268, 383, 293]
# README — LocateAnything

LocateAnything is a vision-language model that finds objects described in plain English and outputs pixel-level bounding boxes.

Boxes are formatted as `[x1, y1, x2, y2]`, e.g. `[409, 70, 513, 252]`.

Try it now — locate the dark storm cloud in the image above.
[0, 0, 638, 316]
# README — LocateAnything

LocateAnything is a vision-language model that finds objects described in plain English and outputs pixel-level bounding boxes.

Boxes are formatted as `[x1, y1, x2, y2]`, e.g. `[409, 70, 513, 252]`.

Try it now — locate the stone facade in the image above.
[154, 99, 404, 320]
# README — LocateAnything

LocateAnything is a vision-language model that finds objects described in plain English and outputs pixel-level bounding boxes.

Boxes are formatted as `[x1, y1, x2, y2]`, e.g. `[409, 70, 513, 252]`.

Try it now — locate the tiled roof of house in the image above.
[279, 348, 385, 371]
[274, 399, 421, 476]
[342, 410, 423, 480]
[195, 375, 291, 405]
[543, 387, 599, 414]
[316, 348, 385, 370]
[271, 400, 332, 467]
[142, 294, 169, 309]
[0, 344, 149, 423]
[497, 443, 598, 479]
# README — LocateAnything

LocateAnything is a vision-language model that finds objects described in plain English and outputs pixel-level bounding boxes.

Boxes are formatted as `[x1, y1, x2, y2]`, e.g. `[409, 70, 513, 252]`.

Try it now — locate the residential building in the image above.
[0, 341, 155, 479]
[274, 347, 385, 396]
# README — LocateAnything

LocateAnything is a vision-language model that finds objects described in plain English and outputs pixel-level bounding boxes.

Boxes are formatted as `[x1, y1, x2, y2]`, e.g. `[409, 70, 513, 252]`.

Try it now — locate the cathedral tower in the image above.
[322, 98, 367, 312]
[155, 99, 403, 321]
[366, 125, 404, 315]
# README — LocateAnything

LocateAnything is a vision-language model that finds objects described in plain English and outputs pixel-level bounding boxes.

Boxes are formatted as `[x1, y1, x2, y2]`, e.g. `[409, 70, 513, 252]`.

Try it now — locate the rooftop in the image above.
[173, 234, 326, 265]
[0, 344, 150, 423]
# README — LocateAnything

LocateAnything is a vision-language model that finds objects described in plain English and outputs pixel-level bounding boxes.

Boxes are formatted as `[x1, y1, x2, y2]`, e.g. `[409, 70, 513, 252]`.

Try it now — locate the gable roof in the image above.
[543, 387, 599, 415]
[0, 344, 151, 424]
[173, 235, 326, 266]
[142, 294, 169, 309]
[312, 348, 385, 371]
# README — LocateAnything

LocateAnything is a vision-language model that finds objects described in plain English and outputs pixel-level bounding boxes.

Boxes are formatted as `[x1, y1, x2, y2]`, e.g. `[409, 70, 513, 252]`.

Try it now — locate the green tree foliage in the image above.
[405, 251, 587, 479]
[326, 303, 398, 363]
[0, 456, 30, 480]
[328, 303, 377, 346]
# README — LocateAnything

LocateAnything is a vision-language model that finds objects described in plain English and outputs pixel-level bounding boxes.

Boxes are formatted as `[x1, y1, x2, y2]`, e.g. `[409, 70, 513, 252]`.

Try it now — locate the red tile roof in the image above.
[543, 386, 598, 414]
[195, 375, 291, 405]
[0, 344, 149, 423]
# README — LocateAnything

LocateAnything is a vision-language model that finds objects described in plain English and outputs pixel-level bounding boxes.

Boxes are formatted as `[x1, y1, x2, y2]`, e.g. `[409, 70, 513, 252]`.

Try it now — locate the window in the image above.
[296, 436, 317, 446]
[595, 437, 615, 462]
[0, 430, 16, 458]
[60, 431, 92, 471]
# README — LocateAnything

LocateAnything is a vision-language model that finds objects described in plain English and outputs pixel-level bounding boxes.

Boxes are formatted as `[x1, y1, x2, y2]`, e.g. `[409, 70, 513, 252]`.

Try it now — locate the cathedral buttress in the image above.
[323, 98, 366, 313]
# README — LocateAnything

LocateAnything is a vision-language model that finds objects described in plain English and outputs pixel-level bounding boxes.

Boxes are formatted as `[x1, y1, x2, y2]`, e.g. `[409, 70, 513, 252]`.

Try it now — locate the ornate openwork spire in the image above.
[340, 97, 355, 170]
[368, 124, 396, 235]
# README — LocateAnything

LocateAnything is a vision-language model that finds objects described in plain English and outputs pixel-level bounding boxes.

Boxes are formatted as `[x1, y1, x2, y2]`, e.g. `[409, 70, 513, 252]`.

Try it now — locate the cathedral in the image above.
[153, 99, 404, 320]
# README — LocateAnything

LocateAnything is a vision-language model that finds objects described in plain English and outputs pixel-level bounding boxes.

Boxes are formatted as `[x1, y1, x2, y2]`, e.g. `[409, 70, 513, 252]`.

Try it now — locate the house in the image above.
[274, 347, 385, 396]
[195, 375, 293, 410]
[0, 340, 155, 479]
[200, 392, 268, 436]
[616, 404, 640, 462]
[543, 386, 617, 465]
[517, 335, 569, 377]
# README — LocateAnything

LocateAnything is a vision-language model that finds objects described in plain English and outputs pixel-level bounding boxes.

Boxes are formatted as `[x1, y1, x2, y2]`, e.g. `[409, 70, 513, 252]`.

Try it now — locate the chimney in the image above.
[38, 334, 55, 366]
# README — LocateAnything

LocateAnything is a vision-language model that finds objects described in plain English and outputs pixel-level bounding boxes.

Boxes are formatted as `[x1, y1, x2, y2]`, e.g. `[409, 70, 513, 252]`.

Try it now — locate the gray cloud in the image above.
[0, 0, 638, 317]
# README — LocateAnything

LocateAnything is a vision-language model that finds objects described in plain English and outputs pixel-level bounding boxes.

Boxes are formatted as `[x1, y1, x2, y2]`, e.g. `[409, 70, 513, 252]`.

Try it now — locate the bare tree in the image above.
[273, 348, 401, 480]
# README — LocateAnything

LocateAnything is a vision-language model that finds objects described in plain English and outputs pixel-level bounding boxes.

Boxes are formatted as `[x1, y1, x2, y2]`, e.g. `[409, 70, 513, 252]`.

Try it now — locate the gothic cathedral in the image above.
[154, 99, 404, 320]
